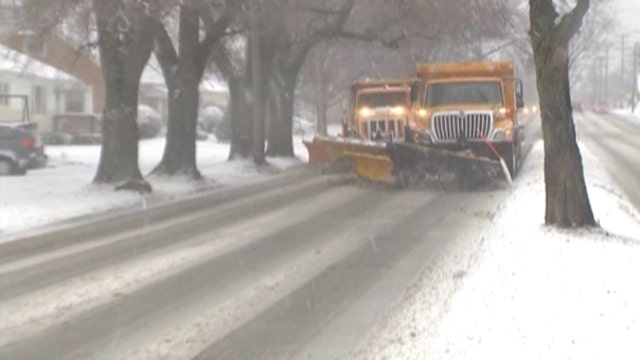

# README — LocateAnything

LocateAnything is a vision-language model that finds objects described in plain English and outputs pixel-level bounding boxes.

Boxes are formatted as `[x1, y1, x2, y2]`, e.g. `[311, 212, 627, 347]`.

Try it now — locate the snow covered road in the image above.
[576, 112, 640, 211]
[0, 168, 512, 359]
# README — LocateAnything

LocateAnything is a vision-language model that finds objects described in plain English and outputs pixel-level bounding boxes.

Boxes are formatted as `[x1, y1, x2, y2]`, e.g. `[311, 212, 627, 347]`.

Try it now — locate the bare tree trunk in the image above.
[92, 0, 152, 191]
[153, 73, 201, 178]
[228, 75, 253, 160]
[314, 44, 328, 136]
[265, 71, 296, 157]
[249, 0, 266, 165]
[530, 0, 596, 227]
[151, 4, 202, 179]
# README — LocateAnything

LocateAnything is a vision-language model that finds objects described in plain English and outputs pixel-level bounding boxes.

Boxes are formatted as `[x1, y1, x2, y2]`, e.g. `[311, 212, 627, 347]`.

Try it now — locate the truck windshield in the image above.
[426, 81, 503, 107]
[356, 91, 407, 109]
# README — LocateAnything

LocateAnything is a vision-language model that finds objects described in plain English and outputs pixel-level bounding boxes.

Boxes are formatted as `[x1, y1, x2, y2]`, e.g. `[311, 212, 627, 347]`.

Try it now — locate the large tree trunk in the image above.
[152, 73, 201, 178]
[227, 76, 253, 160]
[537, 61, 595, 227]
[265, 71, 296, 157]
[92, 0, 152, 191]
[151, 4, 202, 179]
[314, 44, 328, 136]
[530, 0, 596, 227]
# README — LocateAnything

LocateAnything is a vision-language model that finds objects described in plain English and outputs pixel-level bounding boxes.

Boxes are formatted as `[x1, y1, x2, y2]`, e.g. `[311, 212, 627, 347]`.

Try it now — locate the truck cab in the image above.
[346, 79, 422, 142]
[409, 62, 525, 175]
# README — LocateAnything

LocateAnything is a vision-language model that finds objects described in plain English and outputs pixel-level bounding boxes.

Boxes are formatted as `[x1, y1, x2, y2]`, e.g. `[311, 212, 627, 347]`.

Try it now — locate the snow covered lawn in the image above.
[0, 136, 309, 236]
[358, 140, 640, 360]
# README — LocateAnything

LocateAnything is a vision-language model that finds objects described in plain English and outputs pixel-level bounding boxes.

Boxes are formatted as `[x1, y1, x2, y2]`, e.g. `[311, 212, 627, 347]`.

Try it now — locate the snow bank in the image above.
[0, 137, 309, 236]
[357, 140, 640, 360]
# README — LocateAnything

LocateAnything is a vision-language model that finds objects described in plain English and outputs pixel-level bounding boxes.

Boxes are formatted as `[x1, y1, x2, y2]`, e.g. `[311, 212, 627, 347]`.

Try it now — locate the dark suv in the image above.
[0, 122, 47, 175]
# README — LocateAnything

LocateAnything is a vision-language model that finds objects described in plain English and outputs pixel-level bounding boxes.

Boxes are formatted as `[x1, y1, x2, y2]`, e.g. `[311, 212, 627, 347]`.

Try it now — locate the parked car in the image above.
[70, 133, 102, 145]
[592, 103, 609, 114]
[0, 122, 47, 175]
[41, 132, 74, 145]
[572, 101, 584, 112]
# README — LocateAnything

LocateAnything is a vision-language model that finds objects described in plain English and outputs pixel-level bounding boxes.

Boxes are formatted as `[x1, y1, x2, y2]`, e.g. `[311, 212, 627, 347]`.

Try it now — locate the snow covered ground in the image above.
[0, 136, 310, 235]
[612, 107, 640, 119]
[357, 140, 640, 360]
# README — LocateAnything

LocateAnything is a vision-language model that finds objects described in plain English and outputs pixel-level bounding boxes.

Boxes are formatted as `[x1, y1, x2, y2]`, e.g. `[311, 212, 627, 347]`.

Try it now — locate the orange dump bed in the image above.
[416, 62, 515, 81]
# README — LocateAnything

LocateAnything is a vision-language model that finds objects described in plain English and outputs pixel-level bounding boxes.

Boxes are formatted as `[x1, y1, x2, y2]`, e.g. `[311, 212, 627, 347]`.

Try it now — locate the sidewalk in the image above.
[356, 140, 640, 360]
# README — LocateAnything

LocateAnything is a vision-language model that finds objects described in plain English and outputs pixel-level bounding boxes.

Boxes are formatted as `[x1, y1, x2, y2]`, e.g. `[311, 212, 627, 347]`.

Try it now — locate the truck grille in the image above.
[360, 119, 405, 141]
[431, 111, 493, 142]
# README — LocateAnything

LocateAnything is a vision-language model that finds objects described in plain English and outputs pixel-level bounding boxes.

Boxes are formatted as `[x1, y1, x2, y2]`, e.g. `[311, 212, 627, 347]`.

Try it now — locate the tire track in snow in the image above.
[1, 186, 385, 359]
[0, 176, 331, 301]
[106, 191, 437, 360]
[0, 185, 362, 349]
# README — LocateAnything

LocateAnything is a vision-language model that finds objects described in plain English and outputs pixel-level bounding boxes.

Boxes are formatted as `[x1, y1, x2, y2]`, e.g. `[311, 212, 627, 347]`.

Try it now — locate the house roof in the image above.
[0, 44, 81, 83]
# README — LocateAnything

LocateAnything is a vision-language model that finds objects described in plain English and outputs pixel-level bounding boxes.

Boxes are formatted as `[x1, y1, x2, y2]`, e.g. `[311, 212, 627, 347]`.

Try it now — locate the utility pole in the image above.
[599, 57, 606, 104]
[633, 43, 639, 113]
[621, 34, 626, 108]
[590, 59, 598, 105]
[249, 0, 265, 165]
[604, 47, 609, 106]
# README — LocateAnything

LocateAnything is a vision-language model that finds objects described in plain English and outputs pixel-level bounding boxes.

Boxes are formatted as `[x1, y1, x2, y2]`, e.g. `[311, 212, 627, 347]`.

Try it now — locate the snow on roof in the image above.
[0, 44, 80, 83]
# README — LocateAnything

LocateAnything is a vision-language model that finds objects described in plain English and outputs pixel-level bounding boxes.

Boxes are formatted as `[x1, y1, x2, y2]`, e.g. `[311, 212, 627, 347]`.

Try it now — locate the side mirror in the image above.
[515, 79, 525, 110]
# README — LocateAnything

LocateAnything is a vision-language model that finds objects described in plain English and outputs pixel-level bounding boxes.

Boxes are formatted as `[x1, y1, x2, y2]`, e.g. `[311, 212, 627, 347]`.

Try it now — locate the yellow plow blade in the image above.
[344, 151, 395, 184]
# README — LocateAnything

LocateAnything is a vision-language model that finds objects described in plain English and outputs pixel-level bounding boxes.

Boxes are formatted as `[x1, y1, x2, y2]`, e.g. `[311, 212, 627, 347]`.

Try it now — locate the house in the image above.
[0, 44, 94, 132]
[201, 76, 229, 107]
[0, 31, 229, 131]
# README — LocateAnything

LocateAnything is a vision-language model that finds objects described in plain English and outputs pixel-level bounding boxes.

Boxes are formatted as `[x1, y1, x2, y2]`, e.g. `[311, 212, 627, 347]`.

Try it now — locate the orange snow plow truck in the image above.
[304, 61, 525, 185]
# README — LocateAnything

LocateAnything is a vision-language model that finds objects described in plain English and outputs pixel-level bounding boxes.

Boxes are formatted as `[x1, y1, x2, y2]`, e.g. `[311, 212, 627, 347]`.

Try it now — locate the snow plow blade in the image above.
[303, 137, 387, 165]
[343, 151, 395, 184]
[387, 142, 505, 185]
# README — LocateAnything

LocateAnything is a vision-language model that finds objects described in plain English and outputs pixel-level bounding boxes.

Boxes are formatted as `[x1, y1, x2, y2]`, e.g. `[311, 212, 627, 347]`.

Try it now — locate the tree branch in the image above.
[150, 18, 178, 82]
[196, 0, 242, 72]
[556, 0, 590, 46]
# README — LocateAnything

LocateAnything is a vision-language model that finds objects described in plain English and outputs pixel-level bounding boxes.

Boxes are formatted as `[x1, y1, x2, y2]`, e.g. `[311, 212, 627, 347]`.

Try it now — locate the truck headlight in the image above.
[391, 106, 406, 116]
[359, 107, 372, 117]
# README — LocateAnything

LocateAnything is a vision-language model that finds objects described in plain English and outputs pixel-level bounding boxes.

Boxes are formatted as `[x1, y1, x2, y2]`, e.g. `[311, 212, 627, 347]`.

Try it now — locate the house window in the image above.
[64, 90, 85, 113]
[32, 85, 47, 114]
[0, 83, 9, 106]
